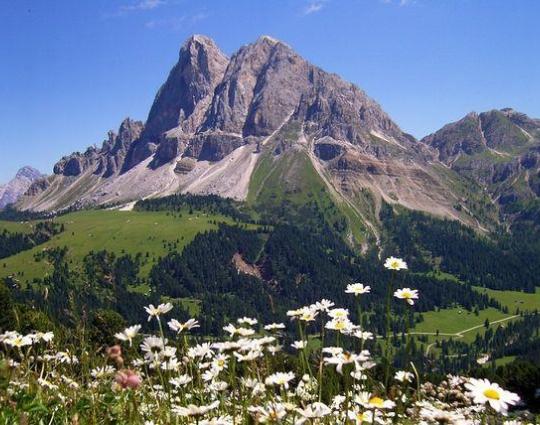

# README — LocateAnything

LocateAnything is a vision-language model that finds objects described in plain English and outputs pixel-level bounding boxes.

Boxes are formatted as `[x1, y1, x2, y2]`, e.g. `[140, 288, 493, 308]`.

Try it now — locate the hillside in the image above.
[0, 208, 237, 285]
[2, 196, 538, 352]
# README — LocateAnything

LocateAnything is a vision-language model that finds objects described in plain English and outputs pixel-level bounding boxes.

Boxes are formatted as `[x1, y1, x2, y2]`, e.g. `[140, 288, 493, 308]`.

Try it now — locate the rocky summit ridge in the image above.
[16, 35, 540, 241]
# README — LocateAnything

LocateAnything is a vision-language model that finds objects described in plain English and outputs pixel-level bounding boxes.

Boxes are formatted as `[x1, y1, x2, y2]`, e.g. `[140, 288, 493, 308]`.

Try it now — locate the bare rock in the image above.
[124, 35, 229, 170]
[185, 133, 245, 161]
[314, 137, 345, 161]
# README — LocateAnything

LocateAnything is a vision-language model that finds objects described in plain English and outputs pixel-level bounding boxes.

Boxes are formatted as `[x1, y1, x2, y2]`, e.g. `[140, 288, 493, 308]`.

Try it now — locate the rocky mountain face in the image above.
[127, 35, 229, 170]
[422, 108, 540, 207]
[17, 35, 538, 241]
[53, 118, 144, 178]
[0, 166, 44, 209]
[46, 34, 423, 176]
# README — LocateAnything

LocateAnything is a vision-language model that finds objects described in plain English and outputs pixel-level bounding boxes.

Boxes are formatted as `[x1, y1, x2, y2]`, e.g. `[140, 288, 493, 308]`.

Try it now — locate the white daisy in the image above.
[264, 322, 286, 331]
[237, 317, 258, 326]
[114, 325, 141, 346]
[328, 308, 349, 319]
[144, 303, 173, 321]
[168, 318, 199, 333]
[394, 370, 414, 382]
[296, 402, 331, 421]
[384, 256, 408, 271]
[172, 400, 219, 417]
[291, 340, 307, 350]
[393, 288, 419, 305]
[345, 283, 371, 296]
[465, 378, 520, 415]
[325, 318, 355, 333]
[265, 372, 295, 389]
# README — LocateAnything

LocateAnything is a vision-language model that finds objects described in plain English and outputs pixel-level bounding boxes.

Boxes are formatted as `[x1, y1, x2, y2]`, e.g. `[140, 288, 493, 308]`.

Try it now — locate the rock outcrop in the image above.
[53, 118, 143, 178]
[123, 34, 420, 171]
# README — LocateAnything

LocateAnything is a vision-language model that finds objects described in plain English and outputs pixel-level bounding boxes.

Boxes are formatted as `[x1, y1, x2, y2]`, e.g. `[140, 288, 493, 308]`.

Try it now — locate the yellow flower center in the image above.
[335, 321, 347, 330]
[356, 412, 367, 421]
[483, 388, 500, 400]
[402, 291, 412, 298]
[391, 261, 400, 269]
[369, 396, 384, 408]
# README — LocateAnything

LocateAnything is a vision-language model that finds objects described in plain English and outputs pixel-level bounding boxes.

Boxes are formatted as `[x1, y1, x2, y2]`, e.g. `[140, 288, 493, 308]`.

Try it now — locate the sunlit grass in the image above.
[474, 286, 540, 314]
[0, 209, 235, 284]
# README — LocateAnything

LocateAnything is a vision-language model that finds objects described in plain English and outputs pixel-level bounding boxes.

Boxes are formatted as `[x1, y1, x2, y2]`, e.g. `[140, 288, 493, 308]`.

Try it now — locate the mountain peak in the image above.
[184, 34, 215, 45]
[18, 35, 466, 224]
[142, 34, 228, 140]
[180, 34, 224, 59]
[0, 166, 44, 209]
[465, 111, 479, 119]
[256, 35, 281, 45]
[422, 108, 540, 207]
[250, 35, 292, 53]
[15, 166, 43, 180]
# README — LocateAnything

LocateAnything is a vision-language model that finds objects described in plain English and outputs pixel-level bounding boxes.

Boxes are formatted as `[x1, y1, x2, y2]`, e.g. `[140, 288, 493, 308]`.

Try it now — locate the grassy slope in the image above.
[474, 287, 540, 313]
[415, 269, 538, 325]
[415, 307, 509, 335]
[247, 122, 368, 244]
[0, 209, 233, 284]
[412, 271, 536, 338]
[247, 121, 332, 212]
[249, 148, 334, 212]
[415, 307, 518, 359]
[412, 270, 539, 359]
[0, 221, 34, 233]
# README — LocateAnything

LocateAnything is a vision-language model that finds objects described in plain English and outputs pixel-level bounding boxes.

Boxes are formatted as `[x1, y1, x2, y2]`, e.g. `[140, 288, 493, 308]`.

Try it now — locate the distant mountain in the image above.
[0, 166, 44, 209]
[15, 35, 540, 244]
[421, 108, 540, 208]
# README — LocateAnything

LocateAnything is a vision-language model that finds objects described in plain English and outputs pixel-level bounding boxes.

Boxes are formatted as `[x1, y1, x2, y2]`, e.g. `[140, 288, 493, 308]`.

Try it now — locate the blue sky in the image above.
[1, 0, 539, 182]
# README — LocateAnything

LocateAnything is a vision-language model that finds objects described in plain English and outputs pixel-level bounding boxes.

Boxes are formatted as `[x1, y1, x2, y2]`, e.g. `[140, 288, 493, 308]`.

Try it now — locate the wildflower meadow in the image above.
[0, 257, 532, 424]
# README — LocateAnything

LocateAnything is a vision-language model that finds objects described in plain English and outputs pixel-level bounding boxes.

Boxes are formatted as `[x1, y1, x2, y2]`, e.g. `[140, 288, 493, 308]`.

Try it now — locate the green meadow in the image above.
[474, 286, 540, 313]
[414, 307, 510, 335]
[0, 209, 234, 284]
[0, 220, 34, 233]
